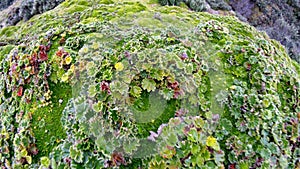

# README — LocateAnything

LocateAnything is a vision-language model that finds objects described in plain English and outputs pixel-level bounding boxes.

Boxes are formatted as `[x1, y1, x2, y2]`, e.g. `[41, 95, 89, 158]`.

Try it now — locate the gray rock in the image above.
[0, 0, 65, 28]
[0, 0, 15, 11]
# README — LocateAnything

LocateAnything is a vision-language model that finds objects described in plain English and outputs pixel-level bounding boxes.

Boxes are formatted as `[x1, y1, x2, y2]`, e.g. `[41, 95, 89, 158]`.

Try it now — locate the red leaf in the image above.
[39, 51, 48, 61]
[101, 81, 111, 94]
[17, 86, 23, 97]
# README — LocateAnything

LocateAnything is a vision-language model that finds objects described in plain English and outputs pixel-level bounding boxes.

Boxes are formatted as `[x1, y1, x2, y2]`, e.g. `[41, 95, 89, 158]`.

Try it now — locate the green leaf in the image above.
[268, 142, 280, 155]
[202, 148, 211, 161]
[123, 138, 139, 155]
[142, 78, 156, 92]
[160, 87, 174, 100]
[196, 156, 204, 166]
[166, 133, 178, 146]
[239, 161, 250, 169]
[25, 156, 32, 164]
[206, 136, 220, 151]
[95, 137, 107, 151]
[191, 144, 200, 155]
[130, 86, 142, 98]
[214, 150, 224, 166]
[262, 99, 270, 108]
[88, 85, 97, 97]
[70, 146, 84, 163]
[194, 117, 205, 128]
[279, 155, 288, 168]
[260, 148, 271, 159]
[40, 157, 50, 167]
[92, 101, 103, 112]
[187, 128, 199, 142]
[20, 149, 28, 157]
[160, 146, 176, 159]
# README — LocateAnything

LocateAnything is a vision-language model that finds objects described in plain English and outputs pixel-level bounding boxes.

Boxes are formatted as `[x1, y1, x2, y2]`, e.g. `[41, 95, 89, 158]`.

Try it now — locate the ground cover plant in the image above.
[0, 0, 299, 168]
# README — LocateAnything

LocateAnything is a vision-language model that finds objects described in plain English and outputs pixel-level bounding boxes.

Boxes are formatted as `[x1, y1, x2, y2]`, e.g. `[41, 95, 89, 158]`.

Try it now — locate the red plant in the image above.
[101, 81, 111, 94]
[111, 152, 126, 166]
[228, 164, 236, 169]
[56, 47, 69, 58]
[17, 86, 23, 97]
[39, 45, 48, 61]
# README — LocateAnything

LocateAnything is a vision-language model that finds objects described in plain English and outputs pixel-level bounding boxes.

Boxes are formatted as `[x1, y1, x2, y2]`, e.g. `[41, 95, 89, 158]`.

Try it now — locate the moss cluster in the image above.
[0, 0, 299, 168]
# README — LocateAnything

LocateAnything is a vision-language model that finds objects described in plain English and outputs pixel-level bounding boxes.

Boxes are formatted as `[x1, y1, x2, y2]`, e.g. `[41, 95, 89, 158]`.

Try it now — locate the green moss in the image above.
[116, 2, 147, 15]
[133, 91, 179, 138]
[65, 5, 89, 13]
[134, 12, 164, 28]
[31, 82, 72, 159]
[0, 45, 14, 61]
[61, 0, 90, 8]
[0, 26, 19, 38]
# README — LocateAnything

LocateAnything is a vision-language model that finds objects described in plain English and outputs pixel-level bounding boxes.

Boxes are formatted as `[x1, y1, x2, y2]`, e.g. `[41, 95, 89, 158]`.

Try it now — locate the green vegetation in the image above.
[0, 0, 299, 168]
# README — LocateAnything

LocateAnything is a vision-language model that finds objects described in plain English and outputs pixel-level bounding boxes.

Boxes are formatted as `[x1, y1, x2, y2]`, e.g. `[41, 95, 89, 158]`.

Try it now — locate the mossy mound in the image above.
[0, 0, 299, 168]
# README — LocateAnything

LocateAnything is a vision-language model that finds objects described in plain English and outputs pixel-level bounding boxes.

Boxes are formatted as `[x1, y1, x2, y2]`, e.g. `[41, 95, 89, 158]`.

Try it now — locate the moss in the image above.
[65, 5, 89, 13]
[61, 0, 90, 8]
[133, 91, 179, 138]
[0, 26, 18, 37]
[0, 45, 14, 61]
[0, 26, 19, 40]
[31, 82, 72, 159]
[134, 12, 164, 28]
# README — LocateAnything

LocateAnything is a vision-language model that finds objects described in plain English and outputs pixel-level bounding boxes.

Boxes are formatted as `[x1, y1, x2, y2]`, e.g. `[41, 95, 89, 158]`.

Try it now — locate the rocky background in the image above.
[0, 0, 65, 28]
[0, 0, 15, 11]
[0, 0, 299, 62]
[230, 0, 300, 63]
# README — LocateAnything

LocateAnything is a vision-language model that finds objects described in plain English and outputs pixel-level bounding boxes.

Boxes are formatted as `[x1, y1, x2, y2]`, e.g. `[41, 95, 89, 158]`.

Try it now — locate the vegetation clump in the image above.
[0, 0, 299, 168]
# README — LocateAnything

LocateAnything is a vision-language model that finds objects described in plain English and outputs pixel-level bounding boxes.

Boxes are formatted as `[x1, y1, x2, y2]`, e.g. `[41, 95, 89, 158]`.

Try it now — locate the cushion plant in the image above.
[0, 0, 299, 168]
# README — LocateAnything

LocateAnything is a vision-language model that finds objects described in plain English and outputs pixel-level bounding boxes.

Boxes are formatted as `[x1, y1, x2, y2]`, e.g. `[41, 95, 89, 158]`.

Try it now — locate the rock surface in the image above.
[0, 0, 65, 28]
[230, 0, 300, 62]
[0, 0, 15, 11]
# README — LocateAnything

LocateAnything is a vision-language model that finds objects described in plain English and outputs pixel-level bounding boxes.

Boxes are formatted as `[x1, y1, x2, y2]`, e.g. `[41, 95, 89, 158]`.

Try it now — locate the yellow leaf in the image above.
[65, 56, 72, 65]
[206, 136, 220, 150]
[115, 62, 124, 71]
[61, 73, 69, 82]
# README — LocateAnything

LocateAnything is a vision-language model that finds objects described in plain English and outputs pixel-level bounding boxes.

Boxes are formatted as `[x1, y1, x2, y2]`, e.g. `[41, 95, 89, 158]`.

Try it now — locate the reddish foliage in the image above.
[101, 81, 111, 94]
[173, 87, 183, 99]
[17, 86, 23, 97]
[169, 81, 179, 89]
[59, 37, 66, 45]
[28, 144, 39, 156]
[228, 164, 236, 169]
[175, 108, 187, 117]
[29, 53, 39, 75]
[111, 152, 126, 166]
[39, 45, 48, 61]
[55, 48, 69, 58]
[11, 63, 18, 72]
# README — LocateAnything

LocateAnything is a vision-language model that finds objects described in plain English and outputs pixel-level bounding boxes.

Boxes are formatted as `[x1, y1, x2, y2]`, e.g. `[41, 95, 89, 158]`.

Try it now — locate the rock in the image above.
[0, 0, 15, 11]
[229, 0, 300, 62]
[0, 0, 65, 28]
